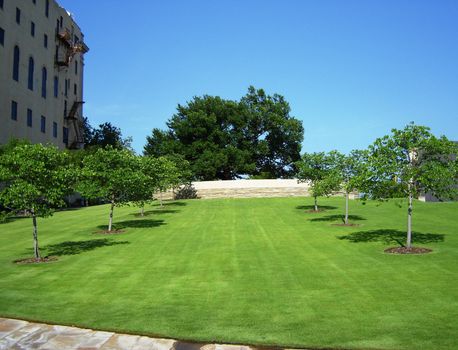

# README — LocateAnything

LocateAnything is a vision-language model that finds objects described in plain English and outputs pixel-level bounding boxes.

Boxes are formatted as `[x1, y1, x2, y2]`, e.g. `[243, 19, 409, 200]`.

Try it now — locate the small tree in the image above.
[334, 150, 368, 224]
[155, 157, 181, 208]
[78, 147, 146, 231]
[364, 123, 458, 249]
[133, 156, 164, 216]
[0, 144, 75, 260]
[296, 151, 341, 211]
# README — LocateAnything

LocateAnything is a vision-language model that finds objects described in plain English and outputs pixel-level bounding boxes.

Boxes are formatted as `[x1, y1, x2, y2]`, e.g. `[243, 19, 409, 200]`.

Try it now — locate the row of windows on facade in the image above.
[11, 2, 81, 44]
[27, 0, 52, 18]
[10, 101, 69, 144]
[0, 23, 49, 50]
[0, 0, 52, 19]
[11, 46, 78, 99]
[1, 5, 80, 74]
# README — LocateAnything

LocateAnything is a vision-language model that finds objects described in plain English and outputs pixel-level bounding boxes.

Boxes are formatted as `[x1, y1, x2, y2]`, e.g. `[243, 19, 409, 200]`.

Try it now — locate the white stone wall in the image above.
[193, 179, 311, 190]
[158, 179, 311, 200]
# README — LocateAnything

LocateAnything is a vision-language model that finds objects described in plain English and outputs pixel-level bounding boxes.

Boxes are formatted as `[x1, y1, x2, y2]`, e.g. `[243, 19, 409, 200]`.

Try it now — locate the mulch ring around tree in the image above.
[94, 230, 125, 235]
[332, 223, 360, 227]
[13, 256, 58, 264]
[384, 247, 433, 255]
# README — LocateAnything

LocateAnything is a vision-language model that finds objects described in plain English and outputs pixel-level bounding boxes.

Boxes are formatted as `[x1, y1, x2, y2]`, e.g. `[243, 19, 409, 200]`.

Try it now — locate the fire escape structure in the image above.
[56, 29, 89, 149]
[66, 101, 85, 149]
[55, 29, 89, 67]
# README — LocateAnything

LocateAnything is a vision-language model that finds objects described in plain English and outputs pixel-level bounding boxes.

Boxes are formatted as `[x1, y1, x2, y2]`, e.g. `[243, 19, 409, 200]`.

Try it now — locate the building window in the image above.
[41, 116, 46, 133]
[74, 83, 77, 95]
[16, 8, 21, 24]
[64, 100, 67, 117]
[55, 45, 59, 63]
[28, 57, 34, 90]
[45, 0, 49, 17]
[63, 127, 69, 145]
[60, 16, 63, 28]
[54, 76, 59, 97]
[41, 67, 47, 98]
[27, 109, 33, 127]
[44, 34, 48, 48]
[75, 60, 78, 75]
[13, 46, 20, 81]
[31, 21, 35, 37]
[11, 101, 18, 121]
[74, 35, 79, 44]
[0, 0, 3, 10]
[64, 79, 68, 97]
[53, 122, 58, 138]
[0, 27, 4, 46]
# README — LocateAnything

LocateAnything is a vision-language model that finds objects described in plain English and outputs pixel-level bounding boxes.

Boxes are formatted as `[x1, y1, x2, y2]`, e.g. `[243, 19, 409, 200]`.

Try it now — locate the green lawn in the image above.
[0, 197, 457, 350]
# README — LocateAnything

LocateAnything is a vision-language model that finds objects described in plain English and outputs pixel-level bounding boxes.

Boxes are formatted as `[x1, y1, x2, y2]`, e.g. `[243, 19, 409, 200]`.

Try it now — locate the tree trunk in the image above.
[31, 209, 40, 259]
[345, 191, 349, 225]
[314, 196, 318, 212]
[140, 206, 144, 217]
[108, 199, 115, 232]
[407, 188, 413, 248]
[160, 191, 163, 208]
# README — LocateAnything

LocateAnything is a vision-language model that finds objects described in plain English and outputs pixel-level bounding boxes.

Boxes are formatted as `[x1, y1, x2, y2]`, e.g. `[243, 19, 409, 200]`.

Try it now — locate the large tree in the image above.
[240, 86, 304, 178]
[0, 143, 75, 260]
[144, 86, 303, 180]
[84, 121, 132, 150]
[145, 96, 252, 180]
[364, 123, 458, 249]
[296, 151, 342, 212]
[78, 147, 146, 232]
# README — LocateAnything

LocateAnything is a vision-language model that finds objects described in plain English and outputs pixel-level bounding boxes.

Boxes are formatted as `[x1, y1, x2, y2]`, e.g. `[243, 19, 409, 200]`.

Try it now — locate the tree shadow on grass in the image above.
[296, 205, 338, 210]
[132, 209, 180, 217]
[41, 239, 129, 256]
[338, 229, 445, 247]
[310, 214, 366, 223]
[1, 216, 29, 224]
[164, 201, 188, 207]
[153, 201, 187, 207]
[97, 219, 165, 230]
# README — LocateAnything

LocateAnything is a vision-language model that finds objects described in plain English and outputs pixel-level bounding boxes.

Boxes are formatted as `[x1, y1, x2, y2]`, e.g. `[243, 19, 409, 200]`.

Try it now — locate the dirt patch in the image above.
[332, 223, 361, 227]
[94, 230, 126, 235]
[305, 209, 326, 213]
[14, 256, 58, 264]
[384, 247, 432, 254]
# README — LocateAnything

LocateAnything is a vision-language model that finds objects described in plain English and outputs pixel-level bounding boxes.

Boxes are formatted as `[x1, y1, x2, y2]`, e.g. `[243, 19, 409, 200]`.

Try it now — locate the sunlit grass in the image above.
[0, 197, 457, 350]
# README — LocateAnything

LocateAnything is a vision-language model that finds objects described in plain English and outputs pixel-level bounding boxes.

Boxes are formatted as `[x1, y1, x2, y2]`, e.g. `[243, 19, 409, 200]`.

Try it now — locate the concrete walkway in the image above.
[0, 318, 285, 350]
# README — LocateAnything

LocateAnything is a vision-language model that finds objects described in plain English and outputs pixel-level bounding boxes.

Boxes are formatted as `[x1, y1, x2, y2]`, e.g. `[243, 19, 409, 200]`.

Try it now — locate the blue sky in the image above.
[58, 0, 458, 154]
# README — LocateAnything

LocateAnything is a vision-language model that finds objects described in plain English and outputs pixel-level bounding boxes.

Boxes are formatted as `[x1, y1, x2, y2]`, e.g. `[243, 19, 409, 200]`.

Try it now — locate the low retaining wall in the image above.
[160, 179, 311, 200]
[194, 179, 310, 199]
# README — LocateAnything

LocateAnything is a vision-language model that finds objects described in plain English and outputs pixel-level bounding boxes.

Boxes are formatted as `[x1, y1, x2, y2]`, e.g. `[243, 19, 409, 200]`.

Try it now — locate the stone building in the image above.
[0, 0, 89, 149]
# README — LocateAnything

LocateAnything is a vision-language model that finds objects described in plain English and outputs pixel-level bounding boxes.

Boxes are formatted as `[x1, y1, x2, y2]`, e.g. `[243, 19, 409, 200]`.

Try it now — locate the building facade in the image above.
[0, 0, 89, 149]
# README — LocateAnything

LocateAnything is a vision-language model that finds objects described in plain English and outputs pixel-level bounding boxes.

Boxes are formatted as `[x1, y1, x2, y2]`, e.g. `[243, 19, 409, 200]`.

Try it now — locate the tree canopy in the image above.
[84, 121, 132, 150]
[363, 123, 458, 248]
[78, 147, 146, 231]
[0, 143, 76, 259]
[296, 151, 342, 211]
[332, 150, 368, 224]
[144, 86, 304, 180]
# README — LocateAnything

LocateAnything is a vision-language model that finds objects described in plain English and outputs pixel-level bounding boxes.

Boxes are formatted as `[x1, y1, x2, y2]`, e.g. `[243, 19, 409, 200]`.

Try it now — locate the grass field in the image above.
[0, 197, 457, 350]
